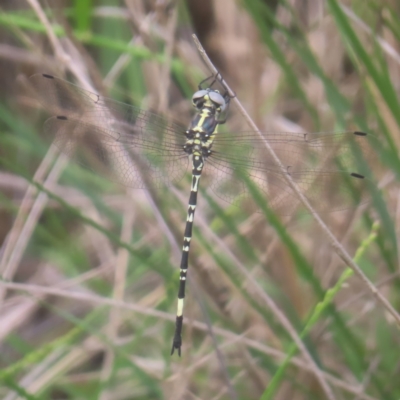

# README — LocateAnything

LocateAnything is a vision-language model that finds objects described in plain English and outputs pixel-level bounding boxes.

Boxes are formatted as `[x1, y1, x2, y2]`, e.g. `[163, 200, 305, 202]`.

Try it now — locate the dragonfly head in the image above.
[192, 88, 228, 114]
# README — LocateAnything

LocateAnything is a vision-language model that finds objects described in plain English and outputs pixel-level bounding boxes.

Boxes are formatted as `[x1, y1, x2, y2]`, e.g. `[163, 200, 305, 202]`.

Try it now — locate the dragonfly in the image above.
[29, 73, 374, 356]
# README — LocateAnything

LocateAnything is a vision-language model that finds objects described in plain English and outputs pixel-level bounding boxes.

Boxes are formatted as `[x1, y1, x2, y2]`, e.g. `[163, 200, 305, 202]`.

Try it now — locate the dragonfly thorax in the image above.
[183, 88, 228, 158]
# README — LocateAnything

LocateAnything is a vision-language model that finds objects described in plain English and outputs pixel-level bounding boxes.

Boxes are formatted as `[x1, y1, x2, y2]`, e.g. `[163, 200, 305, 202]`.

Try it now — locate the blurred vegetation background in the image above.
[0, 0, 399, 399]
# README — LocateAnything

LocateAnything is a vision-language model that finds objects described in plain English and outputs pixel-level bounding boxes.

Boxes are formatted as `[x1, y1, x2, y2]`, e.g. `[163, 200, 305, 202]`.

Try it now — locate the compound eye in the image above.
[209, 91, 226, 111]
[192, 89, 208, 105]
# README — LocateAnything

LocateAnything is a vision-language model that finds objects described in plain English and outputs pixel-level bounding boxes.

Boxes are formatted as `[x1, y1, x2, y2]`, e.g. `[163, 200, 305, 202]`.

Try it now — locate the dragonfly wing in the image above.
[44, 116, 188, 189]
[30, 74, 189, 188]
[29, 74, 185, 133]
[207, 130, 375, 215]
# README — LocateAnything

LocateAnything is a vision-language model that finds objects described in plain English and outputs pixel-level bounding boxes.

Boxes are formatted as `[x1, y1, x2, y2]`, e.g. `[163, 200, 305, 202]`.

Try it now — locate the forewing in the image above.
[30, 74, 189, 188]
